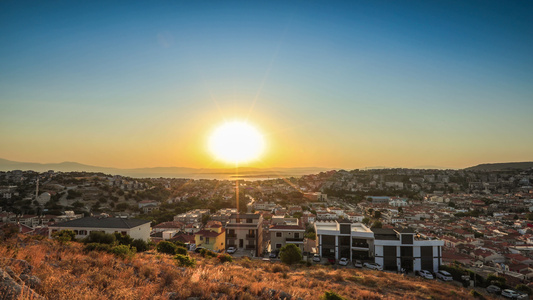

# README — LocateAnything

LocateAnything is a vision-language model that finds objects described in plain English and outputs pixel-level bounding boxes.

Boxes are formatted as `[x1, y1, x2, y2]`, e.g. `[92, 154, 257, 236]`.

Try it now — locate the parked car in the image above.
[327, 258, 336, 265]
[363, 262, 383, 271]
[194, 247, 205, 253]
[312, 254, 321, 262]
[338, 258, 349, 266]
[226, 247, 237, 254]
[502, 289, 520, 299]
[418, 270, 434, 279]
[269, 251, 279, 258]
[436, 270, 453, 281]
[486, 285, 501, 294]
[353, 260, 363, 268]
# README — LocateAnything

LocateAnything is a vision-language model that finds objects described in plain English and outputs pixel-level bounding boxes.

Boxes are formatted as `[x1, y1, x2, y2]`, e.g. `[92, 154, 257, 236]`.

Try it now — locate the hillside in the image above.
[0, 158, 328, 179]
[0, 235, 483, 300]
[465, 162, 533, 171]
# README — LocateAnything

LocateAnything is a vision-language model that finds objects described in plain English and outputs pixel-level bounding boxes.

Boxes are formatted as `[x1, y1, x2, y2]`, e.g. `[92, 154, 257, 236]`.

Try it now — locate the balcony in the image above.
[246, 234, 256, 240]
[286, 237, 304, 243]
[227, 233, 237, 238]
[352, 242, 369, 248]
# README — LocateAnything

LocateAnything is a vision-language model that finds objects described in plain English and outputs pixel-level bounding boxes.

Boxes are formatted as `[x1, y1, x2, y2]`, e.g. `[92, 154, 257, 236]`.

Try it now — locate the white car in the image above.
[502, 289, 520, 299]
[226, 247, 237, 254]
[353, 260, 363, 268]
[436, 270, 452, 281]
[418, 270, 434, 279]
[363, 262, 383, 271]
[312, 254, 321, 262]
[338, 258, 349, 266]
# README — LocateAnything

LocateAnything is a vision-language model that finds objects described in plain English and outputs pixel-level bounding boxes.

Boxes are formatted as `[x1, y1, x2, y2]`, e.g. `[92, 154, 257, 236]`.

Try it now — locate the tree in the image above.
[373, 211, 381, 219]
[279, 244, 302, 265]
[83, 231, 116, 244]
[156, 241, 178, 255]
[362, 217, 371, 225]
[371, 221, 383, 229]
[398, 207, 403, 214]
[52, 229, 76, 243]
[515, 284, 532, 295]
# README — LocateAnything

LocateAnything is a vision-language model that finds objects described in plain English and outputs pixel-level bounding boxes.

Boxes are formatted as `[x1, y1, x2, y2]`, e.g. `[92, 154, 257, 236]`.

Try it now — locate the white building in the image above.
[315, 221, 443, 273]
[49, 216, 151, 241]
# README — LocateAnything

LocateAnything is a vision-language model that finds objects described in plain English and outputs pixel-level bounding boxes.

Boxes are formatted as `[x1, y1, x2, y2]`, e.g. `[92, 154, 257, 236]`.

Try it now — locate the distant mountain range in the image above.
[0, 158, 330, 179]
[465, 161, 533, 171]
[2, 158, 532, 178]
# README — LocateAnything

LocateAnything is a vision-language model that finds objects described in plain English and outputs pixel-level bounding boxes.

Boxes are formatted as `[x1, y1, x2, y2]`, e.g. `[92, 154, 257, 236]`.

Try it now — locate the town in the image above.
[1, 166, 533, 292]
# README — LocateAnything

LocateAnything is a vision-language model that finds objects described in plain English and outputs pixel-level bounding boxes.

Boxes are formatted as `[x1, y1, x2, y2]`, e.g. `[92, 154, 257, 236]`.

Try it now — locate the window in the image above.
[121, 231, 127, 235]
[401, 234, 413, 244]
[294, 233, 299, 239]
[340, 224, 351, 235]
[205, 237, 210, 243]
[199, 236, 203, 241]
[276, 232, 282, 237]
[276, 244, 282, 249]
[246, 219, 253, 223]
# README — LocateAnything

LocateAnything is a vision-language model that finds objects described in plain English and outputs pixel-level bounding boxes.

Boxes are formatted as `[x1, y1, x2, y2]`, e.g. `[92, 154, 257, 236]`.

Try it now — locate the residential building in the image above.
[49, 216, 151, 241]
[372, 228, 443, 272]
[315, 221, 374, 262]
[225, 213, 263, 257]
[315, 221, 444, 273]
[174, 209, 210, 224]
[303, 192, 327, 202]
[194, 221, 225, 252]
[269, 218, 305, 252]
[210, 208, 238, 225]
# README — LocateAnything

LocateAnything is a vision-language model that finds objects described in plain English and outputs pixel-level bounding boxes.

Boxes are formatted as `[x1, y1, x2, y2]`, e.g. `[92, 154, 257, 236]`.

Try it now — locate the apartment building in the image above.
[225, 213, 263, 257]
[269, 218, 306, 252]
[315, 221, 443, 272]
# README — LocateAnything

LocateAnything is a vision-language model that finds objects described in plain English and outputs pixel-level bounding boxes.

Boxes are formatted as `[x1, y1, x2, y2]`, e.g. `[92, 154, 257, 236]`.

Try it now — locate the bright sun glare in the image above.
[209, 121, 265, 164]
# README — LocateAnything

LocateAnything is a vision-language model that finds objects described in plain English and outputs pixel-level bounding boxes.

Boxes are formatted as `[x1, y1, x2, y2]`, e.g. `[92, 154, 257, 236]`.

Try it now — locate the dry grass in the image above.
[0, 235, 481, 300]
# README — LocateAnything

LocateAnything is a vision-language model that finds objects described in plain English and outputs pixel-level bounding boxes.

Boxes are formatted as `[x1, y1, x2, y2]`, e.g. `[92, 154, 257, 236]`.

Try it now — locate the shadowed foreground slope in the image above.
[0, 235, 481, 299]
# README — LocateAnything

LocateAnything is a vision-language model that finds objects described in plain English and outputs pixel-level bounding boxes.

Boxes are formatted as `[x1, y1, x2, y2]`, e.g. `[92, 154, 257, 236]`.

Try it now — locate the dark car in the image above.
[327, 258, 336, 265]
[269, 251, 279, 258]
[194, 247, 205, 253]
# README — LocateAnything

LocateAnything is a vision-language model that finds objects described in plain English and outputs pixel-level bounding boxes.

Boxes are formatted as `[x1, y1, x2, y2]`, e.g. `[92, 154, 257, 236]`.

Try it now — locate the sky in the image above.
[1, 1, 532, 170]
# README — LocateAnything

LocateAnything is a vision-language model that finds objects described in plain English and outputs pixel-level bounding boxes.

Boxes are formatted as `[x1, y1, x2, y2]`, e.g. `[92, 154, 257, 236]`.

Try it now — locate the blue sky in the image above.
[1, 1, 532, 169]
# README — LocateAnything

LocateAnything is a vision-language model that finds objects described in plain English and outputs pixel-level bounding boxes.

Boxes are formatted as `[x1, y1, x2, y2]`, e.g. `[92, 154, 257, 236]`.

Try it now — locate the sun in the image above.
[208, 121, 265, 164]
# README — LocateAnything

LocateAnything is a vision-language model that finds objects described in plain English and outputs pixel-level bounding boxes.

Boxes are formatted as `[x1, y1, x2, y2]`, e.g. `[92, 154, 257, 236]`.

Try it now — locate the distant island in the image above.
[465, 162, 533, 171]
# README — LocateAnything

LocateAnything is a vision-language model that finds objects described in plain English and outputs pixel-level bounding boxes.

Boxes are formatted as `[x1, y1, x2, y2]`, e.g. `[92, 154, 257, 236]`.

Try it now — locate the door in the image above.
[239, 239, 243, 248]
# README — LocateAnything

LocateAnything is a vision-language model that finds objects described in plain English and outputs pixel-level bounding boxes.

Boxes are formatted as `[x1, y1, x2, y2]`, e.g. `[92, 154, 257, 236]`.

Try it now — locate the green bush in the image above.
[279, 244, 302, 265]
[175, 254, 196, 267]
[157, 241, 178, 255]
[84, 243, 112, 252]
[173, 240, 186, 248]
[131, 239, 149, 252]
[200, 248, 217, 257]
[515, 284, 532, 295]
[114, 232, 134, 245]
[320, 291, 346, 300]
[486, 274, 506, 288]
[111, 245, 136, 258]
[175, 246, 188, 255]
[52, 229, 76, 243]
[217, 254, 233, 263]
[83, 231, 116, 245]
